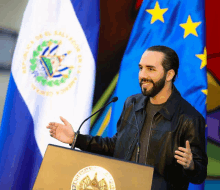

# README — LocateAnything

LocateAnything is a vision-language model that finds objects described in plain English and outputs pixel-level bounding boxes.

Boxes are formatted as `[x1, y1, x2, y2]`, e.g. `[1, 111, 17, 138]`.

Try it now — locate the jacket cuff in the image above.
[69, 134, 82, 148]
[184, 161, 198, 177]
[69, 134, 91, 150]
[183, 161, 206, 184]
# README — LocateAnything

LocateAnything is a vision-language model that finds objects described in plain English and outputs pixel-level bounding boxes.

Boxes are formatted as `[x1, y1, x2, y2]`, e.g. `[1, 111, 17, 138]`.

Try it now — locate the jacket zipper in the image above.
[125, 109, 146, 160]
[125, 131, 138, 159]
[145, 113, 156, 165]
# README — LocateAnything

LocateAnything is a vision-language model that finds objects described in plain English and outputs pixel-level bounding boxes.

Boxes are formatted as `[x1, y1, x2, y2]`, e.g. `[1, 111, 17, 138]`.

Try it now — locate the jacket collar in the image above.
[134, 85, 181, 120]
[134, 94, 148, 112]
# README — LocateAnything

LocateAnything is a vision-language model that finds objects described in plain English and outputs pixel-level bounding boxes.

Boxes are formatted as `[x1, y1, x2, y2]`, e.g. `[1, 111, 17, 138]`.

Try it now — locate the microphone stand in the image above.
[71, 97, 118, 149]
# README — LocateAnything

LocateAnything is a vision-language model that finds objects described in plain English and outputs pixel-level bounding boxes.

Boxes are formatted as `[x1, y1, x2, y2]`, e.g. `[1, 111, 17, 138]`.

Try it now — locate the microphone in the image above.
[131, 97, 140, 163]
[71, 97, 118, 149]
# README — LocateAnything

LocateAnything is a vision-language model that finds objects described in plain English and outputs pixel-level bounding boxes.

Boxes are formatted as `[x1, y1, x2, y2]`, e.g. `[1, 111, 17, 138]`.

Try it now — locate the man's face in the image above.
[139, 51, 167, 97]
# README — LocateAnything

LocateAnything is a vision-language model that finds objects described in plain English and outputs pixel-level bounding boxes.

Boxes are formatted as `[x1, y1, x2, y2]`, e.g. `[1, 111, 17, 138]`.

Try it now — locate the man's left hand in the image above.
[174, 140, 195, 170]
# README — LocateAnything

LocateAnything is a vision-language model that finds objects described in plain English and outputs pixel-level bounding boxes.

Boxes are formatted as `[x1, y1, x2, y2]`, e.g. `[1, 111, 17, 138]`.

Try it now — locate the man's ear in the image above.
[166, 69, 175, 82]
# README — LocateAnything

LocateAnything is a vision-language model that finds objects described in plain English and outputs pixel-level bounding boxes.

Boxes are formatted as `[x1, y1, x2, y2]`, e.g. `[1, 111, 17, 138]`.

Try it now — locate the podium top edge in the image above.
[47, 144, 154, 168]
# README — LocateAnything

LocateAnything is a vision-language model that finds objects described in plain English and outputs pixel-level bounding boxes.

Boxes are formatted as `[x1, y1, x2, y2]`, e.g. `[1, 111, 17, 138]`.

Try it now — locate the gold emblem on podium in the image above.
[71, 166, 116, 190]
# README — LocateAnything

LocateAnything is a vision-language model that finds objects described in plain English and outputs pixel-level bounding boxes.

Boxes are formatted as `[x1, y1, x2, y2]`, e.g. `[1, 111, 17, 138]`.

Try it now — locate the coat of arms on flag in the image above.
[30, 39, 74, 87]
[22, 30, 85, 96]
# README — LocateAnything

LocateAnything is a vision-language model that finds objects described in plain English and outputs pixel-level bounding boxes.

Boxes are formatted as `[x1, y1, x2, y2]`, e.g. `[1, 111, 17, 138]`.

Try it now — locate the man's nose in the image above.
[139, 69, 148, 79]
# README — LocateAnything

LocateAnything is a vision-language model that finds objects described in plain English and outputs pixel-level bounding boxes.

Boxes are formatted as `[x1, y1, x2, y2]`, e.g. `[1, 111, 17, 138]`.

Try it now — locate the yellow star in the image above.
[196, 47, 207, 69]
[146, 1, 168, 24]
[179, 15, 201, 38]
[202, 89, 208, 104]
[202, 89, 208, 95]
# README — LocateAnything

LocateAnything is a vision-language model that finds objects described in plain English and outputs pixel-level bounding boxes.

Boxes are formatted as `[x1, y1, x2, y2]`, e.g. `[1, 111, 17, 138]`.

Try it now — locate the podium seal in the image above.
[71, 166, 116, 190]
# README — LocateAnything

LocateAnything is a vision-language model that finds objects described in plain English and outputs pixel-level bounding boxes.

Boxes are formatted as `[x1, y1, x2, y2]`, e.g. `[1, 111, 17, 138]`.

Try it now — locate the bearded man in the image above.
[47, 45, 207, 190]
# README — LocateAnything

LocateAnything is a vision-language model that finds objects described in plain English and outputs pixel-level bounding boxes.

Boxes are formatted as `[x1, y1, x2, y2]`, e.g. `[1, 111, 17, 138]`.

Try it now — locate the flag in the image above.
[109, 0, 206, 189]
[90, 74, 119, 137]
[0, 0, 99, 189]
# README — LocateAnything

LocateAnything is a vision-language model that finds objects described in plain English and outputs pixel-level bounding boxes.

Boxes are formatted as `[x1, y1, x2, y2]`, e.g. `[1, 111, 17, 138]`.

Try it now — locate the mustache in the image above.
[140, 78, 154, 85]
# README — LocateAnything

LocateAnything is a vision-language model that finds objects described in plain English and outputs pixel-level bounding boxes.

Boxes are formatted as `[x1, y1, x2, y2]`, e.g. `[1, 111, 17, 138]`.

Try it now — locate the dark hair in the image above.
[147, 45, 179, 82]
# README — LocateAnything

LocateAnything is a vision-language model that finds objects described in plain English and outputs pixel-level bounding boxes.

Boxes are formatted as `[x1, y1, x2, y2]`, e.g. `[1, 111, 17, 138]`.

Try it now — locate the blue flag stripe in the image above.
[0, 74, 42, 189]
[70, 0, 100, 62]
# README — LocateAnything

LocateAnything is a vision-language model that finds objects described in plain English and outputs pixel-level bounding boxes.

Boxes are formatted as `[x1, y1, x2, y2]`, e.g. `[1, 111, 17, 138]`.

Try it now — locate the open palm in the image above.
[47, 116, 75, 144]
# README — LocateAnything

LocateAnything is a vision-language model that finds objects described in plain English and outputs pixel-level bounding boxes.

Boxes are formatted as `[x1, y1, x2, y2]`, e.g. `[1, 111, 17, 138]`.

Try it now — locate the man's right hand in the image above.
[46, 116, 75, 144]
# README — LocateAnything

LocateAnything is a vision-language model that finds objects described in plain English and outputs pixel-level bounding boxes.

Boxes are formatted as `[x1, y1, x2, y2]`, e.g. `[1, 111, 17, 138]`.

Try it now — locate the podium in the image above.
[33, 144, 154, 190]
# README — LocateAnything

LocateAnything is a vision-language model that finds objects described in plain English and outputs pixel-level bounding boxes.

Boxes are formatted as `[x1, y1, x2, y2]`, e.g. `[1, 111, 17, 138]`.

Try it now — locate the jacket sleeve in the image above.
[182, 115, 208, 184]
[74, 98, 129, 157]
[74, 133, 117, 157]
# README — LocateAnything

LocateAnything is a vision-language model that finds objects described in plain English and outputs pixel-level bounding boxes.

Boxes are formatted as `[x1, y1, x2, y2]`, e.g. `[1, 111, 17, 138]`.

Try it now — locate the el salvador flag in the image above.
[109, 0, 206, 189]
[0, 0, 99, 189]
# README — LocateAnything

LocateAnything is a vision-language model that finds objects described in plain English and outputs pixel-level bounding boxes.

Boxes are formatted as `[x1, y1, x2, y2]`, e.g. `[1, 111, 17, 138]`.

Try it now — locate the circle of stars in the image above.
[145, 1, 207, 101]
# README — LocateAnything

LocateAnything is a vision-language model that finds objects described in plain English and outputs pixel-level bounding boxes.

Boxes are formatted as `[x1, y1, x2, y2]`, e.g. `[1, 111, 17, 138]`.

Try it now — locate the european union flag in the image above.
[109, 0, 207, 189]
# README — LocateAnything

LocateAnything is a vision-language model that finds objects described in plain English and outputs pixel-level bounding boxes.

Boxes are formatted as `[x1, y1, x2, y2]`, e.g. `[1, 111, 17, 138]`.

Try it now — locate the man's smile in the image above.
[141, 82, 153, 88]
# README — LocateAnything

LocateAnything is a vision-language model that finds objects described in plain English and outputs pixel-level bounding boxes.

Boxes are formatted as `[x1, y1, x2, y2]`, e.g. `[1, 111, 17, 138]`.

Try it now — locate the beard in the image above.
[140, 73, 166, 97]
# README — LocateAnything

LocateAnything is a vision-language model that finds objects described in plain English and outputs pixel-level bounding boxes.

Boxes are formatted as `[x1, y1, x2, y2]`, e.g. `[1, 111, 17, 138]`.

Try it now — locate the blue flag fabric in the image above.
[109, 0, 207, 189]
[70, 0, 100, 61]
[0, 0, 99, 189]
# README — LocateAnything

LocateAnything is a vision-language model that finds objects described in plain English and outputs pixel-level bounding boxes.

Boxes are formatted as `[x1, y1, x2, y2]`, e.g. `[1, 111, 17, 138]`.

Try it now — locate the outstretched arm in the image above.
[46, 97, 130, 156]
[46, 116, 117, 156]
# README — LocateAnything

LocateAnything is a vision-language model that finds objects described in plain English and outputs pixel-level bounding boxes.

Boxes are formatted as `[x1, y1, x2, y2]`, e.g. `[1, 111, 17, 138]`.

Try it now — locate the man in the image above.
[47, 46, 207, 189]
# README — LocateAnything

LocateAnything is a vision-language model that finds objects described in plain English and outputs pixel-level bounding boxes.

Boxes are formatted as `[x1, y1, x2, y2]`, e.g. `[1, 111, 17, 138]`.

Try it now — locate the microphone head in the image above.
[131, 97, 136, 104]
[112, 97, 118, 102]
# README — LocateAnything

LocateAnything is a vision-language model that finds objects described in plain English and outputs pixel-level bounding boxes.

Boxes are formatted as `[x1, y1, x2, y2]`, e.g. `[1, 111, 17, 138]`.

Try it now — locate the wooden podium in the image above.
[33, 144, 154, 190]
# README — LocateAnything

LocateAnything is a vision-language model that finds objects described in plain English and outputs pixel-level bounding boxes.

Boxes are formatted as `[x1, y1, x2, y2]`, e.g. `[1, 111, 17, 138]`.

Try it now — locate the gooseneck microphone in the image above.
[71, 97, 118, 149]
[131, 97, 141, 163]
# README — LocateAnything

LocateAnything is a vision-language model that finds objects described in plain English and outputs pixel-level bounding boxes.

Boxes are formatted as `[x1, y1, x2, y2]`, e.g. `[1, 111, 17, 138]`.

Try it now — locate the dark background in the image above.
[93, 0, 139, 105]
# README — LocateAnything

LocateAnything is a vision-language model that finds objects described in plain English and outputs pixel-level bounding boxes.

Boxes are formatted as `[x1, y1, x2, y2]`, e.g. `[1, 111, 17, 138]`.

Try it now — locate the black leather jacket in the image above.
[75, 86, 208, 189]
